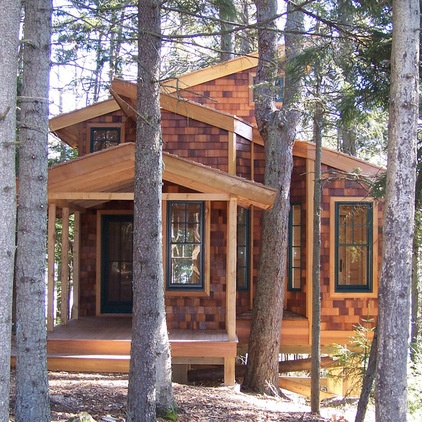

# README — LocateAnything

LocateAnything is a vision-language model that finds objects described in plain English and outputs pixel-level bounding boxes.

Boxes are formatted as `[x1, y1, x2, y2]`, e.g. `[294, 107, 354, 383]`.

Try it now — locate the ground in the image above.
[8, 371, 376, 421]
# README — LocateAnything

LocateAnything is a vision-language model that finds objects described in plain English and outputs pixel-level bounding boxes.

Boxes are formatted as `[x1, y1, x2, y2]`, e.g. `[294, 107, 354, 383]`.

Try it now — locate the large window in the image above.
[250, 74, 284, 103]
[237, 207, 250, 291]
[90, 127, 121, 152]
[288, 204, 302, 291]
[335, 202, 373, 292]
[167, 202, 204, 290]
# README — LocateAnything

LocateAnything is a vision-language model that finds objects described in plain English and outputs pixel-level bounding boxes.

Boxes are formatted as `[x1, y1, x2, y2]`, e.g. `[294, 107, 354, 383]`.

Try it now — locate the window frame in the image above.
[330, 198, 378, 298]
[166, 201, 207, 292]
[249, 73, 285, 105]
[236, 207, 250, 291]
[89, 124, 123, 153]
[288, 203, 302, 291]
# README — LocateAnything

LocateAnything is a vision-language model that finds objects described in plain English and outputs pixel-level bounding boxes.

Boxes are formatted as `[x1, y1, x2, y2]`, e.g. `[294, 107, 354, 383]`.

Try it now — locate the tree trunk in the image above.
[15, 0, 52, 421]
[375, 0, 419, 420]
[0, 1, 20, 420]
[127, 0, 174, 420]
[311, 79, 323, 414]
[242, 0, 304, 395]
[219, 0, 235, 62]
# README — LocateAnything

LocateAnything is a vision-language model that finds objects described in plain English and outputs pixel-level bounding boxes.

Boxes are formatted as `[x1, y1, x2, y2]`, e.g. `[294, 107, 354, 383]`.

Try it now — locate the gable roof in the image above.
[48, 143, 277, 210]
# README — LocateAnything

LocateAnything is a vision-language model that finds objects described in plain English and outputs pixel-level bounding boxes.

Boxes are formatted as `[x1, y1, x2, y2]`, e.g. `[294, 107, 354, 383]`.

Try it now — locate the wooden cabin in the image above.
[45, 53, 384, 386]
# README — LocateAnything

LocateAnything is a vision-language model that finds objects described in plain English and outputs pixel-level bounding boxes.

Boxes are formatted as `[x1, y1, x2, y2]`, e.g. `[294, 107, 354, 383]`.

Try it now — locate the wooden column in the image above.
[47, 203, 56, 331]
[71, 211, 81, 319]
[225, 197, 237, 385]
[61, 207, 70, 325]
[228, 132, 236, 175]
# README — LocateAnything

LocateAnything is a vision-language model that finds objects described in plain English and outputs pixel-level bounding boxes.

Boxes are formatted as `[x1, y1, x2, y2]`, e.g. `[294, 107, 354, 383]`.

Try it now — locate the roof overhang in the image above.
[48, 143, 277, 210]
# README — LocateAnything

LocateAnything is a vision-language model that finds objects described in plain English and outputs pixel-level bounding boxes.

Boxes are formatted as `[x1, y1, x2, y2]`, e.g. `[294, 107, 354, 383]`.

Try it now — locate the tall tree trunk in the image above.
[15, 0, 52, 421]
[311, 81, 323, 414]
[0, 1, 20, 420]
[127, 0, 174, 420]
[219, 0, 235, 62]
[337, 0, 357, 157]
[242, 0, 303, 395]
[375, 0, 419, 420]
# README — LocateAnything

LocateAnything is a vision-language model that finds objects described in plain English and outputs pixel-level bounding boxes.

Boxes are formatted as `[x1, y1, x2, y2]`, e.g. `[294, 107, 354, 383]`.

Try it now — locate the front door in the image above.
[101, 214, 133, 313]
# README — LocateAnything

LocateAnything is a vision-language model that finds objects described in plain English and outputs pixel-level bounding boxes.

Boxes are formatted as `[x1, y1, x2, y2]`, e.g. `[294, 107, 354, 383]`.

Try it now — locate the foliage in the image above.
[330, 319, 375, 397]
[408, 345, 422, 420]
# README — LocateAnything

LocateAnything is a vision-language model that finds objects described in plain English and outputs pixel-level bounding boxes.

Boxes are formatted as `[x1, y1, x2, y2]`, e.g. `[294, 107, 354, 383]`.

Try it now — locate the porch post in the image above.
[71, 210, 81, 319]
[61, 206, 70, 325]
[47, 203, 56, 331]
[228, 132, 236, 175]
[225, 196, 237, 385]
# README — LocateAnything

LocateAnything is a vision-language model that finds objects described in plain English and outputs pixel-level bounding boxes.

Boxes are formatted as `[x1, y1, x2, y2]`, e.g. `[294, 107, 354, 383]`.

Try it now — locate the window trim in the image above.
[329, 197, 379, 298]
[165, 201, 210, 295]
[236, 207, 250, 291]
[288, 203, 302, 291]
[249, 73, 285, 105]
[88, 123, 125, 154]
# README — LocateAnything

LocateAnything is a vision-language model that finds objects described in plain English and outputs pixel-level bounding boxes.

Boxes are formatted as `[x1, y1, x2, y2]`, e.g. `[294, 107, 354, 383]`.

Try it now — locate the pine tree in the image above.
[0, 1, 20, 420]
[15, 0, 52, 420]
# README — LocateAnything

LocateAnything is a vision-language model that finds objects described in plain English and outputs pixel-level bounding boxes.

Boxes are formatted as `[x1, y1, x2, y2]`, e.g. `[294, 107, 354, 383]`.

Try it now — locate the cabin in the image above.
[44, 52, 384, 387]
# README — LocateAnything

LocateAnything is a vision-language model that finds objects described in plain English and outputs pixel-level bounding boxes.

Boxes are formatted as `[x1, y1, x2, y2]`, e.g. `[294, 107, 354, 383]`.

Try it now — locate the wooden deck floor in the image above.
[48, 317, 231, 342]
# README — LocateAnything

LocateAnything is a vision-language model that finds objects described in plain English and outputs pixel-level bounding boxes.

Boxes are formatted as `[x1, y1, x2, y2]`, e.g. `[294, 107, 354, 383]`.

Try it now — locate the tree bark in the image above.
[127, 0, 174, 420]
[0, 1, 20, 420]
[15, 1, 52, 421]
[242, 0, 304, 395]
[375, 0, 419, 420]
[311, 77, 323, 414]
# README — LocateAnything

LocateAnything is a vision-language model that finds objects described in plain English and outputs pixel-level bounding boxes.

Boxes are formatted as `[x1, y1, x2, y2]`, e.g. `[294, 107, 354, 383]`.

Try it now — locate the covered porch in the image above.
[46, 143, 277, 385]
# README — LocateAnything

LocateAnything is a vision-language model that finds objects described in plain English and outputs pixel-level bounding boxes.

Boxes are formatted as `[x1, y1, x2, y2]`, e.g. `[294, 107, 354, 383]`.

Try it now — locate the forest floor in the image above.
[8, 370, 376, 422]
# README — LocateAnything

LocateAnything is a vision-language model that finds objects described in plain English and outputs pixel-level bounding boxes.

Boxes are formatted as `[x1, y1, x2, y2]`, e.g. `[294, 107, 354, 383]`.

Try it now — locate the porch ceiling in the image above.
[48, 143, 277, 210]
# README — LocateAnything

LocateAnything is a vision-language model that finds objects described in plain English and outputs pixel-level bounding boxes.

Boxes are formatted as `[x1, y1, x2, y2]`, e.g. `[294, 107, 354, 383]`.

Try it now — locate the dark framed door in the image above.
[101, 214, 133, 313]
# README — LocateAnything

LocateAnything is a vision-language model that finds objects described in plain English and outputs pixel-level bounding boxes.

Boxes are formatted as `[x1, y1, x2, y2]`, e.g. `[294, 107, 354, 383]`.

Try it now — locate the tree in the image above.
[14, 0, 52, 420]
[310, 56, 323, 414]
[242, 0, 304, 395]
[0, 1, 20, 420]
[126, 0, 174, 419]
[375, 0, 419, 420]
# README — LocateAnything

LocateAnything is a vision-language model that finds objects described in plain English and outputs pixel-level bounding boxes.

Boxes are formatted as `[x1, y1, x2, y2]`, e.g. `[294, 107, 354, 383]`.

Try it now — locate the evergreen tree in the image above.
[0, 1, 20, 420]
[126, 0, 174, 419]
[242, 0, 304, 395]
[375, 0, 419, 419]
[15, 0, 52, 420]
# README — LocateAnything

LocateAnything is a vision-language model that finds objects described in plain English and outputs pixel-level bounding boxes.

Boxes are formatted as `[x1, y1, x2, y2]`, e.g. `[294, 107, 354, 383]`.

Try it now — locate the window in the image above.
[237, 207, 250, 290]
[167, 202, 204, 290]
[250, 74, 284, 104]
[90, 127, 121, 152]
[335, 202, 373, 292]
[288, 204, 302, 291]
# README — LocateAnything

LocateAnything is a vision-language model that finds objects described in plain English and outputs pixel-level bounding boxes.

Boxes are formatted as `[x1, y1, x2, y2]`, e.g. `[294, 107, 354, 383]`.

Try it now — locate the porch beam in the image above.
[61, 207, 70, 325]
[47, 203, 56, 331]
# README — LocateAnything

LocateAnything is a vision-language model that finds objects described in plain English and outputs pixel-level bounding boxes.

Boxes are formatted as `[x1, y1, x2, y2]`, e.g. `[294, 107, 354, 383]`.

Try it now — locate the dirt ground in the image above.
[9, 371, 376, 422]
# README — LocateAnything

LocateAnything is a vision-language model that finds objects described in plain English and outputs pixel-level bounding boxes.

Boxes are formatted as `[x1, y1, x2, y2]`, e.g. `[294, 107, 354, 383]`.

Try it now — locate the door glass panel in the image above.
[102, 215, 133, 313]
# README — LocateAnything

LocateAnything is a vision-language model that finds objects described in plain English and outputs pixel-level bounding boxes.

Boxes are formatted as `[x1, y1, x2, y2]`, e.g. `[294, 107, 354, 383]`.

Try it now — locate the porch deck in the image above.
[43, 317, 237, 374]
